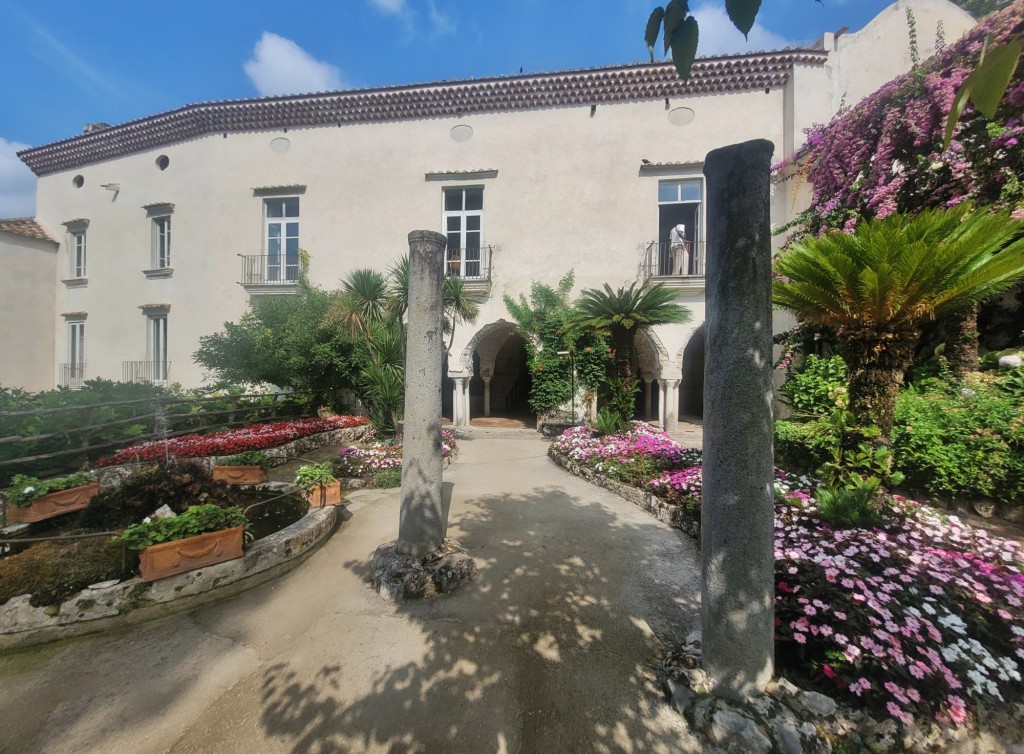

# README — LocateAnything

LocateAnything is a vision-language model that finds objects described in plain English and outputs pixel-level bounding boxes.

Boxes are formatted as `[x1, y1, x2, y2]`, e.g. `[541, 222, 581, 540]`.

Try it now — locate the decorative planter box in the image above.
[305, 481, 343, 508]
[6, 483, 100, 524]
[212, 466, 269, 485]
[138, 526, 245, 582]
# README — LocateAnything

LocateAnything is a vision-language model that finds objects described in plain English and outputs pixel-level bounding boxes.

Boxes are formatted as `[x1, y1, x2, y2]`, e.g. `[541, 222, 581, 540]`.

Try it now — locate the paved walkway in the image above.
[0, 430, 704, 754]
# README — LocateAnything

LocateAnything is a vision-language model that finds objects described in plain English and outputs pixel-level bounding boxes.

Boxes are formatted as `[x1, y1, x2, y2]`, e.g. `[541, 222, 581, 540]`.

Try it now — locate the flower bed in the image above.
[333, 429, 459, 482]
[98, 416, 367, 466]
[550, 423, 1024, 727]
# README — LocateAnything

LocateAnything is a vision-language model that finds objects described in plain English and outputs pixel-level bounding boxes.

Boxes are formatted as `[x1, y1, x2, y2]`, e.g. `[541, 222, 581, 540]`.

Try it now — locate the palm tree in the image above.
[442, 275, 480, 354]
[326, 268, 405, 435]
[572, 282, 690, 417]
[773, 205, 1024, 439]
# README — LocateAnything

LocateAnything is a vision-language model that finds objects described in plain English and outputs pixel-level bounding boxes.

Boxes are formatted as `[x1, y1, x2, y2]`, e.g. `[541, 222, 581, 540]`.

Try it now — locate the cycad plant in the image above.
[773, 206, 1024, 440]
[572, 282, 690, 420]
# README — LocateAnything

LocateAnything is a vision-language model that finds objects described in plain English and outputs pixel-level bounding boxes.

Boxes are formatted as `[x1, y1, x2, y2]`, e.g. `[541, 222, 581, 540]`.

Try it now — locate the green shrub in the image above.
[781, 355, 848, 417]
[373, 467, 401, 488]
[120, 504, 247, 551]
[3, 471, 92, 507]
[892, 381, 1024, 507]
[293, 463, 336, 492]
[219, 451, 271, 469]
[0, 535, 127, 607]
[814, 475, 886, 529]
[593, 408, 630, 436]
[774, 420, 835, 474]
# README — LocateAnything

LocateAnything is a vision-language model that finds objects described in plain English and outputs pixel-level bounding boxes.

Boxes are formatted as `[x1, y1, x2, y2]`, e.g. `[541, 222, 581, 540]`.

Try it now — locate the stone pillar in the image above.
[451, 380, 461, 426]
[457, 377, 471, 427]
[397, 230, 447, 557]
[664, 379, 680, 433]
[701, 140, 775, 700]
[643, 376, 653, 420]
[657, 379, 667, 428]
[483, 377, 492, 417]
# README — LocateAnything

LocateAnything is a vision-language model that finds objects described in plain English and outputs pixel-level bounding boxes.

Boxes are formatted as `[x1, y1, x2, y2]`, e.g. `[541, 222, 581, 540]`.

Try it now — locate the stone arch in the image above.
[678, 324, 706, 420]
[448, 319, 532, 425]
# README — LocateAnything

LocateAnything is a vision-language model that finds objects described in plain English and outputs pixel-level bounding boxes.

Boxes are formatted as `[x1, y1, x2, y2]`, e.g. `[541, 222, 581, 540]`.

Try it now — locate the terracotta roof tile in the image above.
[19, 52, 827, 177]
[0, 217, 56, 242]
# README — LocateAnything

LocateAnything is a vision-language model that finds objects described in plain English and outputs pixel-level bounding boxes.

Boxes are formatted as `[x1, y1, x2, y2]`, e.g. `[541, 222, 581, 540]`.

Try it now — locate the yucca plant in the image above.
[774, 206, 1024, 439]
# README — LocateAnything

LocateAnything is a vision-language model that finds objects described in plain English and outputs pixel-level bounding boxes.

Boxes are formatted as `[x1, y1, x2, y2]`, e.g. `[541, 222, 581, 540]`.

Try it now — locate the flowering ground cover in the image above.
[333, 429, 459, 479]
[551, 423, 1024, 725]
[99, 416, 367, 466]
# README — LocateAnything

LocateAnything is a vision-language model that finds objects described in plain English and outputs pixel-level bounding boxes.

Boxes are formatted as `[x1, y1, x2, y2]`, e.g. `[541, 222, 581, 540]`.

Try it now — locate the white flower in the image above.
[22, 486, 36, 495]
[143, 516, 152, 523]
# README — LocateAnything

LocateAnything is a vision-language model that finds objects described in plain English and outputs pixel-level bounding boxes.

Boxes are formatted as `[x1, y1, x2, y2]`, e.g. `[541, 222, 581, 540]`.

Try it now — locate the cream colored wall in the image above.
[35, 86, 790, 387]
[831, 0, 975, 108]
[0, 232, 56, 391]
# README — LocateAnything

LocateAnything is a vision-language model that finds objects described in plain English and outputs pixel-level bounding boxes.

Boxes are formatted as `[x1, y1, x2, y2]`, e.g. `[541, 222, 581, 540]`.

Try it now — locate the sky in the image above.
[0, 0, 914, 218]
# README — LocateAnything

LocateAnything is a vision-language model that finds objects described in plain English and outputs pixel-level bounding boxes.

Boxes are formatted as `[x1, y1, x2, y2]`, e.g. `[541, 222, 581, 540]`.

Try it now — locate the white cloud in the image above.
[369, 0, 405, 14]
[244, 33, 344, 97]
[690, 2, 793, 56]
[0, 139, 36, 219]
[428, 1, 456, 37]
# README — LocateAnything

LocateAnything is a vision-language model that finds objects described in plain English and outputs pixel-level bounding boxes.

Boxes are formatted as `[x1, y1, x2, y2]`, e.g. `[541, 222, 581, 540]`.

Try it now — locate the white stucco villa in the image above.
[1, 0, 975, 430]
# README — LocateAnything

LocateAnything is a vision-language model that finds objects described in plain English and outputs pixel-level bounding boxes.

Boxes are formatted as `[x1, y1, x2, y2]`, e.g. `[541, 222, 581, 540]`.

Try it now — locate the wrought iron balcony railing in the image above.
[445, 246, 492, 281]
[643, 240, 705, 279]
[239, 254, 301, 286]
[59, 363, 86, 390]
[123, 361, 170, 385]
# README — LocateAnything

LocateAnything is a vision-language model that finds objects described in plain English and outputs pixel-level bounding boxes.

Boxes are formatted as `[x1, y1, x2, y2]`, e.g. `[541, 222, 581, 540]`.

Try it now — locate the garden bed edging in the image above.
[0, 504, 339, 652]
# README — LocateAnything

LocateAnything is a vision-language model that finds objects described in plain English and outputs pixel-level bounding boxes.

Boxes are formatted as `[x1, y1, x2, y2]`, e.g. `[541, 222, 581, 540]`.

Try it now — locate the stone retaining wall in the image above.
[0, 505, 339, 652]
[547, 449, 700, 539]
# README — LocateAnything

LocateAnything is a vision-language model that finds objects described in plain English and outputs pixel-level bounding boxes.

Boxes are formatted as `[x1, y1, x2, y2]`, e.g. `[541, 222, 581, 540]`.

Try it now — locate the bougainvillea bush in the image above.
[99, 416, 367, 466]
[333, 429, 458, 479]
[777, 2, 1024, 234]
[551, 424, 1024, 725]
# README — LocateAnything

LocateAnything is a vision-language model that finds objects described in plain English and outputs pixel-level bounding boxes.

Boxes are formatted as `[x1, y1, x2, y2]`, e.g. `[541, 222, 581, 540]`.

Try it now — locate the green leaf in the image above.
[725, 0, 761, 39]
[663, 0, 686, 55]
[943, 77, 973, 149]
[645, 7, 665, 61]
[968, 38, 1021, 119]
[670, 16, 700, 81]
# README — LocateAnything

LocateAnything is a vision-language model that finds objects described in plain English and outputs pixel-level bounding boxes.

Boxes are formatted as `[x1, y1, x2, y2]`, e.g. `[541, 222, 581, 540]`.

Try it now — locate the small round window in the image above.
[156, 155, 170, 170]
[72, 175, 84, 188]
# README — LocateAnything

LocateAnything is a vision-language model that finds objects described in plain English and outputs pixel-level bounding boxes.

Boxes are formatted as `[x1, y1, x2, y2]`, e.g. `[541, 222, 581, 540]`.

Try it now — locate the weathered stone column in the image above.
[483, 372, 492, 417]
[657, 379, 668, 428]
[451, 380, 461, 425]
[701, 139, 775, 700]
[397, 230, 447, 557]
[664, 379, 680, 433]
[453, 377, 470, 427]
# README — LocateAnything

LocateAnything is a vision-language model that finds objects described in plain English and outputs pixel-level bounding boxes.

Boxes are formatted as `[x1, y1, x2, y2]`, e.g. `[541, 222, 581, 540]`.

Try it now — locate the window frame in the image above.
[442, 186, 484, 278]
[67, 320, 86, 368]
[657, 177, 705, 276]
[263, 196, 301, 283]
[147, 313, 168, 384]
[71, 231, 87, 278]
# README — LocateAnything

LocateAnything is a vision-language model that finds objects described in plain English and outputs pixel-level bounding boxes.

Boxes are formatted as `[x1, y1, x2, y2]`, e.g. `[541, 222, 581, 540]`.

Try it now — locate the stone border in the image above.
[0, 504, 339, 652]
[548, 449, 700, 539]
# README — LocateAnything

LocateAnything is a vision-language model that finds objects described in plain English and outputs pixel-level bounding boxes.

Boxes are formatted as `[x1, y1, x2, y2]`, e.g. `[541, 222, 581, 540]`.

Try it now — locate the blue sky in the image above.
[0, 0, 915, 217]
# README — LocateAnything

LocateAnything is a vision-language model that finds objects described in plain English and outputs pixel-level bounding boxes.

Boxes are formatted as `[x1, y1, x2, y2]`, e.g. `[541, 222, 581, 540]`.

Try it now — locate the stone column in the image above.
[458, 377, 471, 427]
[483, 377, 492, 417]
[397, 230, 447, 557]
[642, 376, 653, 420]
[701, 140, 775, 700]
[656, 379, 667, 428]
[664, 378, 680, 433]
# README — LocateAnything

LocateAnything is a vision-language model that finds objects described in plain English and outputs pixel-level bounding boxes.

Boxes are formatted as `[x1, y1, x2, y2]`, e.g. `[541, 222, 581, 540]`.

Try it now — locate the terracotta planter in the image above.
[305, 481, 343, 508]
[138, 526, 245, 582]
[212, 465, 269, 485]
[6, 483, 100, 524]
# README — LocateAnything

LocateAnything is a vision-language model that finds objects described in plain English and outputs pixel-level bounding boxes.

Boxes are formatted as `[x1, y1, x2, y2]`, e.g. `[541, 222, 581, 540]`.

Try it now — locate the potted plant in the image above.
[212, 451, 271, 485]
[294, 462, 343, 508]
[121, 503, 248, 582]
[3, 472, 100, 524]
